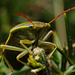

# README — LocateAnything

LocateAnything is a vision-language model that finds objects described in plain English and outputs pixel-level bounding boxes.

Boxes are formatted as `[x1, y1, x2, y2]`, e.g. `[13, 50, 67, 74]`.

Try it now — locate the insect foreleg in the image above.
[20, 39, 35, 54]
[0, 45, 26, 58]
[0, 45, 26, 52]
[16, 50, 31, 68]
[38, 41, 57, 59]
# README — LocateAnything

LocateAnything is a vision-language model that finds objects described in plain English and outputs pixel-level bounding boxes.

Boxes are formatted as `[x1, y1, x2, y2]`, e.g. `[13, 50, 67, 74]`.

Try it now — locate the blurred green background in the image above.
[0, 0, 75, 75]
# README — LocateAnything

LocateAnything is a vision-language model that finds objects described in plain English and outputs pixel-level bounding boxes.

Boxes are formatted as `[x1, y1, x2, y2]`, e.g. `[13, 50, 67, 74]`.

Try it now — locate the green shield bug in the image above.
[0, 7, 75, 74]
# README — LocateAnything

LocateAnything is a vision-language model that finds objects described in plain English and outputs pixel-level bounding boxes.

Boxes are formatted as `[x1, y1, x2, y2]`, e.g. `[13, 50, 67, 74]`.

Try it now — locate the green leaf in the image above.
[64, 13, 73, 59]
[53, 32, 62, 69]
[10, 66, 29, 75]
[64, 65, 75, 75]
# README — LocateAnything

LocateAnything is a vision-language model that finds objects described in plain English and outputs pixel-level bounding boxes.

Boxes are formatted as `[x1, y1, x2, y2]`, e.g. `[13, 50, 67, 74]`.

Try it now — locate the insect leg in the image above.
[42, 30, 53, 41]
[0, 44, 26, 52]
[0, 45, 26, 58]
[0, 45, 26, 67]
[39, 41, 57, 59]
[3, 56, 14, 75]
[16, 50, 30, 68]
[0, 45, 29, 74]
[20, 39, 35, 54]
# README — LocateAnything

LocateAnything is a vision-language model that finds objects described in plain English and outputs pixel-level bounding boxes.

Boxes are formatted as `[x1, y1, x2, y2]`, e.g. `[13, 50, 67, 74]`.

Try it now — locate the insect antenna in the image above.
[14, 13, 36, 28]
[44, 7, 75, 27]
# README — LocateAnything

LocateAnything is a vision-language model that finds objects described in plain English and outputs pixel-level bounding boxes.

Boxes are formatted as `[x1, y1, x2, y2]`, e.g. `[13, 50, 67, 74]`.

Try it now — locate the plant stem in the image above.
[57, 48, 73, 65]
[61, 47, 67, 71]
[64, 13, 73, 59]
[52, 64, 63, 74]
[37, 50, 50, 75]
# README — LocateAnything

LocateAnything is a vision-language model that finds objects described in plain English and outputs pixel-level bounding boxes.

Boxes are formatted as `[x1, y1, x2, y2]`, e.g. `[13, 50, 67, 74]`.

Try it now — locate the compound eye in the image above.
[29, 25, 33, 28]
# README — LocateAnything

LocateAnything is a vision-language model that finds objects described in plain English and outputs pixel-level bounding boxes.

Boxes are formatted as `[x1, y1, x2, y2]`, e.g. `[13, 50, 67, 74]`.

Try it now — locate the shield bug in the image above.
[0, 7, 75, 74]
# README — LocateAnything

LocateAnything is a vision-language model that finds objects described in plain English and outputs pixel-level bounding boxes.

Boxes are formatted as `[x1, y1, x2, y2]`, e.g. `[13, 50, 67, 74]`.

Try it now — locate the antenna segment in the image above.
[44, 7, 75, 27]
[14, 13, 36, 28]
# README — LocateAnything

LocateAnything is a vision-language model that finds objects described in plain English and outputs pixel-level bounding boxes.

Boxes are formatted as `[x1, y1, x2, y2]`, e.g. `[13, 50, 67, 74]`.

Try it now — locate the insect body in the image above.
[0, 7, 75, 74]
[2, 21, 51, 69]
[0, 21, 55, 75]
